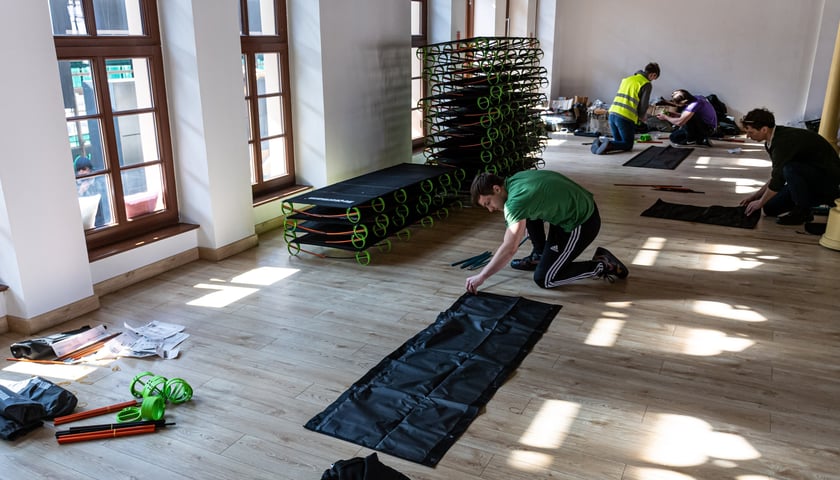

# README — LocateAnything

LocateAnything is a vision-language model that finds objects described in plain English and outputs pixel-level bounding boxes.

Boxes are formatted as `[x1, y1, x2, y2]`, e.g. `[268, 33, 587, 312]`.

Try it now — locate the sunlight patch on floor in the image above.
[507, 451, 554, 471]
[231, 266, 298, 286]
[188, 267, 298, 307]
[643, 413, 760, 467]
[693, 300, 766, 322]
[681, 328, 756, 356]
[632, 236, 767, 272]
[585, 317, 626, 347]
[623, 466, 697, 479]
[509, 399, 580, 470]
[187, 283, 259, 308]
[1, 362, 100, 381]
[632, 237, 666, 266]
[520, 399, 579, 449]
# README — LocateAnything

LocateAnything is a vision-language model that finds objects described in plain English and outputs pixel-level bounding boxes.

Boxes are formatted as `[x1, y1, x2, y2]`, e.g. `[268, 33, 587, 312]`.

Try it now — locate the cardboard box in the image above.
[647, 105, 679, 117]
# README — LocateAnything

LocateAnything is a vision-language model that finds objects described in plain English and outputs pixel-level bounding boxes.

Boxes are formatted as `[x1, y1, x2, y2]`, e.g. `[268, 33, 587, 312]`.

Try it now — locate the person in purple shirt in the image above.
[657, 89, 718, 147]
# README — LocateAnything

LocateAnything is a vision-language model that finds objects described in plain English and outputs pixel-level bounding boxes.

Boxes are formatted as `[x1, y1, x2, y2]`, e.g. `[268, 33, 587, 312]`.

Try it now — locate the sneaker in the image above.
[696, 138, 713, 147]
[592, 247, 629, 279]
[594, 139, 611, 155]
[669, 140, 692, 148]
[776, 209, 814, 225]
[804, 222, 827, 235]
[590, 137, 602, 154]
[511, 252, 541, 271]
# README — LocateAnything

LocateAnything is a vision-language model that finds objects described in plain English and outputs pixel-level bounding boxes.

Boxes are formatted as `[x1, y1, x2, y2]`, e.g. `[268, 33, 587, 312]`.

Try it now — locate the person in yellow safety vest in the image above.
[592, 62, 660, 155]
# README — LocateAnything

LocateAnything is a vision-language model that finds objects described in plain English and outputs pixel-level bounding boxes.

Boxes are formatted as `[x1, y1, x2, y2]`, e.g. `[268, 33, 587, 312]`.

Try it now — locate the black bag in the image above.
[321, 453, 411, 480]
[9, 325, 90, 360]
[706, 94, 728, 119]
[0, 377, 78, 440]
[6, 376, 78, 418]
[0, 385, 46, 425]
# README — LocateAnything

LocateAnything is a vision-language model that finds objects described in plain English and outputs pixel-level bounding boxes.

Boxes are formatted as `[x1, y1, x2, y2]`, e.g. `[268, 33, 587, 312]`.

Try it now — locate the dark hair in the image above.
[741, 108, 775, 129]
[671, 89, 696, 105]
[74, 155, 93, 172]
[644, 62, 661, 77]
[470, 172, 504, 206]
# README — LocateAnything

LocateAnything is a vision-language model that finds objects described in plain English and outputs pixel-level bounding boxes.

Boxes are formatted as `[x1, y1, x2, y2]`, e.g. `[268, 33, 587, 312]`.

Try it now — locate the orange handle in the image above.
[57, 425, 157, 444]
[53, 400, 139, 426]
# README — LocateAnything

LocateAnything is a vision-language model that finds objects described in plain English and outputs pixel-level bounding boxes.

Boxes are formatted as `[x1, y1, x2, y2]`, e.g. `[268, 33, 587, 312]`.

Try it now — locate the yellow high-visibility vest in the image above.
[609, 73, 649, 123]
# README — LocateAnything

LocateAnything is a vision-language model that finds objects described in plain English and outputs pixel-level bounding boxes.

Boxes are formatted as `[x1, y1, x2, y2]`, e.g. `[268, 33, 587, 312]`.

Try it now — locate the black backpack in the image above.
[321, 453, 411, 480]
[706, 94, 728, 120]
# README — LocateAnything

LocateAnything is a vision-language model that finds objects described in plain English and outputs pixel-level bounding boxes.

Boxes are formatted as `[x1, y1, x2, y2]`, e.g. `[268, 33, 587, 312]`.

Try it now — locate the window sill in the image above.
[254, 184, 311, 207]
[87, 223, 200, 263]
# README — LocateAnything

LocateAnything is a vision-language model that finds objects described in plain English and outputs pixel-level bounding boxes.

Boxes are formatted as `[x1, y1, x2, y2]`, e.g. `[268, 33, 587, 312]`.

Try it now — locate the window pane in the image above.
[411, 49, 421, 78]
[122, 164, 163, 219]
[59, 60, 99, 117]
[411, 1, 422, 36]
[247, 0, 277, 35]
[246, 102, 254, 141]
[249, 144, 257, 185]
[241, 55, 250, 96]
[49, 0, 88, 35]
[107, 58, 153, 111]
[256, 53, 282, 95]
[76, 171, 114, 229]
[411, 109, 424, 140]
[93, 0, 144, 36]
[258, 96, 284, 137]
[260, 137, 287, 181]
[114, 112, 159, 167]
[68, 119, 107, 168]
[411, 78, 422, 110]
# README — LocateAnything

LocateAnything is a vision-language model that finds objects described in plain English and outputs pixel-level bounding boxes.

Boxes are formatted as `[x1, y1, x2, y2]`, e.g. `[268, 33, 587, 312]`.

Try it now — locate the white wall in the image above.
[316, 0, 412, 184]
[805, 2, 840, 121]
[287, 0, 329, 188]
[159, 0, 256, 250]
[0, 0, 95, 320]
[546, 0, 840, 125]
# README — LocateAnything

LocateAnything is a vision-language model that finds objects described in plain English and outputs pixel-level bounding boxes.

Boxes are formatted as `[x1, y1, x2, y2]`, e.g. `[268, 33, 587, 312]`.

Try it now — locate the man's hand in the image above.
[465, 274, 485, 294]
[744, 199, 763, 216]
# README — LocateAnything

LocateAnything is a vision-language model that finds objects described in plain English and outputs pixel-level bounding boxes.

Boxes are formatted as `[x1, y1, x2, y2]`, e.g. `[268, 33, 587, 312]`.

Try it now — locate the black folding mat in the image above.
[304, 291, 562, 467]
[641, 198, 761, 229]
[623, 145, 693, 169]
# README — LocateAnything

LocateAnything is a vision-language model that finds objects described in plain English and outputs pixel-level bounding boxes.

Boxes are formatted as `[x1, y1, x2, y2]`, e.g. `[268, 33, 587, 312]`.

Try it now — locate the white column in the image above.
[0, 0, 96, 332]
[159, 0, 256, 250]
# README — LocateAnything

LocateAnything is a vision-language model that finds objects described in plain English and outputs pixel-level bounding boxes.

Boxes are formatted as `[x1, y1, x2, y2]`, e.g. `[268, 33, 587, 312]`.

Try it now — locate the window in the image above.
[411, 0, 428, 150]
[240, 0, 296, 199]
[49, 0, 178, 250]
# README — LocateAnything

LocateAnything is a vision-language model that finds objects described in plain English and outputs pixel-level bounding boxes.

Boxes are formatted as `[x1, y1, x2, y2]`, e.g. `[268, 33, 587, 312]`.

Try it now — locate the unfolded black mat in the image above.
[641, 198, 761, 229]
[304, 291, 562, 467]
[623, 145, 693, 169]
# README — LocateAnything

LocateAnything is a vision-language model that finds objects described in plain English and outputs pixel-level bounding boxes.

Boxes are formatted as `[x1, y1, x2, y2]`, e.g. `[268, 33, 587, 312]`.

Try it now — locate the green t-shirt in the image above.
[503, 170, 595, 231]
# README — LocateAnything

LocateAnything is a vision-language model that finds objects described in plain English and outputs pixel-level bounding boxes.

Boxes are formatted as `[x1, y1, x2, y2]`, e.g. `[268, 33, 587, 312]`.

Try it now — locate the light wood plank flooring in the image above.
[3, 133, 839, 479]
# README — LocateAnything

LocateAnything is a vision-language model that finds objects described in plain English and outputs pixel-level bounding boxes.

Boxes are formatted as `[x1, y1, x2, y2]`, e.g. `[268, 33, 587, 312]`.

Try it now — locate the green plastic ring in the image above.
[141, 395, 166, 420]
[142, 375, 168, 398]
[164, 378, 194, 404]
[116, 406, 142, 423]
[130, 371, 157, 398]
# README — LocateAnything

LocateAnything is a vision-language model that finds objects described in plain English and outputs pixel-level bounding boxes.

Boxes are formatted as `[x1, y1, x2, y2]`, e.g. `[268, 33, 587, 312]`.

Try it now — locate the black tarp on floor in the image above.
[304, 292, 562, 467]
[641, 198, 761, 229]
[623, 145, 693, 169]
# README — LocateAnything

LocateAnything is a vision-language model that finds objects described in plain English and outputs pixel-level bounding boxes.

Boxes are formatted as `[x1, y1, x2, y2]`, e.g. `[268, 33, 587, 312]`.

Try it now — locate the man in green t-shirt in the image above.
[465, 170, 628, 293]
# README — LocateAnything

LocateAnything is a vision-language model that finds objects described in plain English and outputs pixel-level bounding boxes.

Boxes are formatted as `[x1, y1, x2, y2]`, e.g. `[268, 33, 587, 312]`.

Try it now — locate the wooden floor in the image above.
[3, 133, 840, 479]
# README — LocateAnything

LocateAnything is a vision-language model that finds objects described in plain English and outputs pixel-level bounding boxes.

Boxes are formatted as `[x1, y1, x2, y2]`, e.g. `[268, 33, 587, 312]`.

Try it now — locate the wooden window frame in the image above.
[52, 0, 179, 250]
[240, 0, 296, 200]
